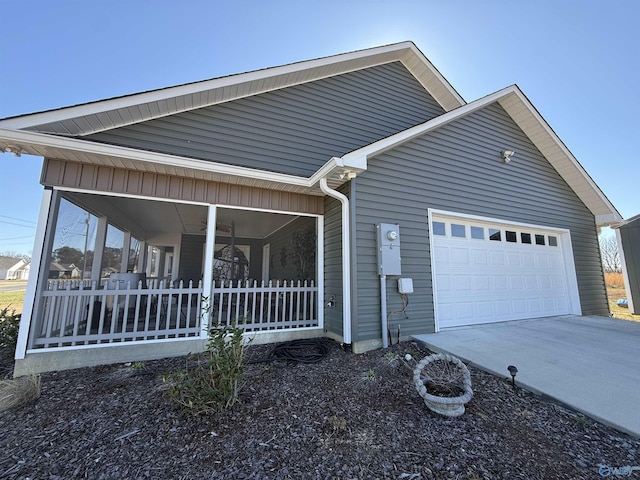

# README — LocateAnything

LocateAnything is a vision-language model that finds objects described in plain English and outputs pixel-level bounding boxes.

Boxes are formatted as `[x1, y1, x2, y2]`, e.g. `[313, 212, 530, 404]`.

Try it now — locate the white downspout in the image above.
[319, 178, 352, 348]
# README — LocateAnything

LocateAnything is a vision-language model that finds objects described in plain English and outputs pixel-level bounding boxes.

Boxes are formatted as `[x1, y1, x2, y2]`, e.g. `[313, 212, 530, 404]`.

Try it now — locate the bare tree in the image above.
[599, 235, 621, 272]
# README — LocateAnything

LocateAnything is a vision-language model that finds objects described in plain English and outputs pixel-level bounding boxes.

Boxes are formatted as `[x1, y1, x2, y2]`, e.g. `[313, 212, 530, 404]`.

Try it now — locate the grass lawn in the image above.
[0, 281, 27, 314]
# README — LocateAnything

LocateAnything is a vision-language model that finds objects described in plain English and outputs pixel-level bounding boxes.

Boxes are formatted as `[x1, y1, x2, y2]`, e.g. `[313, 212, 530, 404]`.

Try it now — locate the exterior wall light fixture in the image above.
[501, 150, 515, 163]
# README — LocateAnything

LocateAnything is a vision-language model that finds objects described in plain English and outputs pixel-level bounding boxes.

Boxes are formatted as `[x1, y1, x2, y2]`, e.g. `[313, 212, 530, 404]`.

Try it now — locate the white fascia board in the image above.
[610, 213, 640, 229]
[403, 43, 465, 108]
[0, 128, 311, 187]
[0, 41, 460, 132]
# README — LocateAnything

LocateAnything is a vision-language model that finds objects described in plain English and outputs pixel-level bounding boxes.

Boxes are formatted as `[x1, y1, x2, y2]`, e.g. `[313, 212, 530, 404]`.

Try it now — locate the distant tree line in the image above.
[599, 235, 621, 273]
[0, 252, 30, 260]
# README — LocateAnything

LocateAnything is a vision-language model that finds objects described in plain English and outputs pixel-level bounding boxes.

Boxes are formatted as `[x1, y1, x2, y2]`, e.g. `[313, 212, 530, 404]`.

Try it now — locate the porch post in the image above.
[121, 232, 132, 272]
[91, 216, 108, 282]
[201, 204, 217, 334]
[137, 240, 146, 274]
[14, 188, 55, 359]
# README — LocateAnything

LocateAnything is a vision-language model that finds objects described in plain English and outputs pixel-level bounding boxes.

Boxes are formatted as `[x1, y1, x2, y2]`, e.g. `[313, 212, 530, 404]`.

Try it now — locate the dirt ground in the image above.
[1, 339, 638, 480]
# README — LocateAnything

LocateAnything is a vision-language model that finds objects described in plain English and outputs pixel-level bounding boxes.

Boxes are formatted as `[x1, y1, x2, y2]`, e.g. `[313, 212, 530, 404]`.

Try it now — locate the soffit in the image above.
[0, 42, 464, 137]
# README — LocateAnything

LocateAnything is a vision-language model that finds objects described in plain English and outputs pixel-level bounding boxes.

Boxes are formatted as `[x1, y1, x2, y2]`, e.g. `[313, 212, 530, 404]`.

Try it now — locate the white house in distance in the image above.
[0, 42, 623, 376]
[0, 256, 30, 281]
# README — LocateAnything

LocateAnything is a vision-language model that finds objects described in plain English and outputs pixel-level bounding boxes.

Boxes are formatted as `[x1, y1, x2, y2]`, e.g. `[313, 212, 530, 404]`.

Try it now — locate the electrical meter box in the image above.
[376, 223, 401, 276]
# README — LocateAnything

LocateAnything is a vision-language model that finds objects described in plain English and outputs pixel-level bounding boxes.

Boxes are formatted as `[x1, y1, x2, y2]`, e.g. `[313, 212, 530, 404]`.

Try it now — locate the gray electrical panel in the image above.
[376, 223, 401, 276]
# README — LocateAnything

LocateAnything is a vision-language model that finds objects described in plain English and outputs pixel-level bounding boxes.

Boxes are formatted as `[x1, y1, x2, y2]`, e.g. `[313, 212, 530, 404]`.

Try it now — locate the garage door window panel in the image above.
[433, 221, 446, 236]
[451, 224, 466, 238]
[470, 226, 484, 240]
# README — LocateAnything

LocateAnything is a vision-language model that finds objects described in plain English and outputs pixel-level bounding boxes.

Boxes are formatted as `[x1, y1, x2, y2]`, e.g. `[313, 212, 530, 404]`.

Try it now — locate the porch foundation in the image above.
[14, 328, 326, 377]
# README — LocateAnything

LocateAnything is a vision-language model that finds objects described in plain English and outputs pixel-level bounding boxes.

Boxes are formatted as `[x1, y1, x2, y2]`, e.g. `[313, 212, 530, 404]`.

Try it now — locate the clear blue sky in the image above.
[1, 0, 638, 256]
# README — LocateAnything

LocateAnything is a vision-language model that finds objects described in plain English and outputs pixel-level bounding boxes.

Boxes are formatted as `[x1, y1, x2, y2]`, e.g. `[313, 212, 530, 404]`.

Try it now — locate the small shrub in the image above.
[0, 306, 21, 350]
[383, 351, 399, 362]
[165, 321, 246, 414]
[131, 361, 145, 370]
[0, 374, 41, 411]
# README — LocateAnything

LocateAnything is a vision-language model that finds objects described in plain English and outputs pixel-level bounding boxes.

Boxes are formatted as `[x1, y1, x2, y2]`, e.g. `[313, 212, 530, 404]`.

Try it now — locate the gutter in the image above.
[319, 177, 352, 350]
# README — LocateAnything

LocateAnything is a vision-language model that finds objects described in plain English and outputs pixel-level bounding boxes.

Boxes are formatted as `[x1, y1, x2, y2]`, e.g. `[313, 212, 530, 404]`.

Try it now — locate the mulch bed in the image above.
[1, 340, 638, 479]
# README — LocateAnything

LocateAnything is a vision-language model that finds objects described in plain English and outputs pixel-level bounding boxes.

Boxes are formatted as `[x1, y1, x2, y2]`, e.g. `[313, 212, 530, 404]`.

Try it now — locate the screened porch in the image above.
[29, 191, 321, 349]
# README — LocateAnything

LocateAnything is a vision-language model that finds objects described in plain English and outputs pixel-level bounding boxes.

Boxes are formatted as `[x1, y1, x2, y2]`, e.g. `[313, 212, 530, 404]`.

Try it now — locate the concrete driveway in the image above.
[413, 315, 640, 438]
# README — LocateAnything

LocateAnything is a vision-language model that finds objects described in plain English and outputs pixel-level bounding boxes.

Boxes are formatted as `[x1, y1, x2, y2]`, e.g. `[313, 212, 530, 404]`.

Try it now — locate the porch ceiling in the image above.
[64, 191, 300, 241]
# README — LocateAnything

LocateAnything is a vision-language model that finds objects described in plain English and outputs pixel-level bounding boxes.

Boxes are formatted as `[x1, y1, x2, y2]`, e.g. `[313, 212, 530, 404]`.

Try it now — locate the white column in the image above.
[121, 232, 132, 272]
[91, 216, 108, 282]
[201, 204, 217, 335]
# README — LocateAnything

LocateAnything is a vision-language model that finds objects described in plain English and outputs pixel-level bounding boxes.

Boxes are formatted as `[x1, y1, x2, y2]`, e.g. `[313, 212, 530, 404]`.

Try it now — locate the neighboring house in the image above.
[48, 262, 81, 279]
[0, 42, 622, 375]
[613, 214, 640, 314]
[0, 256, 29, 280]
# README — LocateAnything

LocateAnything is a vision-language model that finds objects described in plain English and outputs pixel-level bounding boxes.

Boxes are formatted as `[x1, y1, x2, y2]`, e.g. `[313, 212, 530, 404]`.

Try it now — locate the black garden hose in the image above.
[248, 338, 332, 364]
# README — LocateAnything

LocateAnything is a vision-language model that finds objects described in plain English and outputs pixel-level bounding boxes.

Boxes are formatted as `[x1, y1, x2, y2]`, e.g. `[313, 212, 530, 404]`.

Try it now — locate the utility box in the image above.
[398, 277, 414, 294]
[376, 223, 401, 276]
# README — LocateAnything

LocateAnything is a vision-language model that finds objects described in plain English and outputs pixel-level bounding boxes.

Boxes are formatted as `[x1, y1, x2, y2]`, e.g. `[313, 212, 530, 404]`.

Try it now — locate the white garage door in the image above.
[431, 213, 579, 329]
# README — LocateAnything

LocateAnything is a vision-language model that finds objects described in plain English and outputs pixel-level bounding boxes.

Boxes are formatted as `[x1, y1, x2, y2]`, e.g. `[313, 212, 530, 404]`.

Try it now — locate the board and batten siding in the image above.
[352, 102, 607, 345]
[41, 159, 323, 215]
[84, 63, 446, 177]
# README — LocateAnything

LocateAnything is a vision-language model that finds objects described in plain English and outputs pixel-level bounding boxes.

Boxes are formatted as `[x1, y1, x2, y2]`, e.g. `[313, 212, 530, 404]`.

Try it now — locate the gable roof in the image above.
[0, 41, 464, 136]
[0, 256, 26, 270]
[0, 43, 620, 225]
[339, 85, 621, 225]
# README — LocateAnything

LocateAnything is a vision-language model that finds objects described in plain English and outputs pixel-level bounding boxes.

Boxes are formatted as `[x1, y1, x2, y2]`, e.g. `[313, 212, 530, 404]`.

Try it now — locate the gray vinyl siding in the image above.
[619, 219, 640, 314]
[323, 190, 347, 337]
[352, 102, 608, 343]
[84, 63, 445, 177]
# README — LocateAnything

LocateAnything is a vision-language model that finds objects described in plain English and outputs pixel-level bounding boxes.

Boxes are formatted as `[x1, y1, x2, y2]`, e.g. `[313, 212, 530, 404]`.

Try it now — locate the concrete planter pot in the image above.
[413, 353, 473, 417]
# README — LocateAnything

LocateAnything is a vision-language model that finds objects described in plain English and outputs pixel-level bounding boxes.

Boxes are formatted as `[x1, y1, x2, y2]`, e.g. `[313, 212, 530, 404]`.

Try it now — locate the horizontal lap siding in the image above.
[85, 63, 446, 177]
[353, 102, 607, 343]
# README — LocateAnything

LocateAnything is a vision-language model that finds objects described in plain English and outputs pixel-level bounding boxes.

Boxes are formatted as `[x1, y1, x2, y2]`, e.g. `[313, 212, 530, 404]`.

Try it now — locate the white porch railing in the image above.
[210, 280, 318, 331]
[33, 279, 203, 349]
[31, 278, 319, 349]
